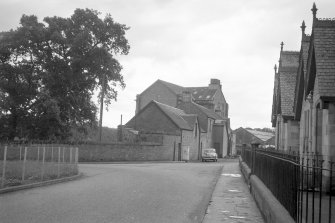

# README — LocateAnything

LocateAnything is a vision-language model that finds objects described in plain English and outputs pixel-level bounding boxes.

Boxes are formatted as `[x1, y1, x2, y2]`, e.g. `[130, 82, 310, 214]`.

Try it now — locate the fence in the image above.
[0, 145, 79, 189]
[241, 145, 335, 223]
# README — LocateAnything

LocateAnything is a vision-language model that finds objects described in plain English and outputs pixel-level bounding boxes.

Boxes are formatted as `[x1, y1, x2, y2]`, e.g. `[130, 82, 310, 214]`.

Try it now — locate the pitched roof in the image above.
[154, 101, 193, 130]
[177, 101, 223, 132]
[245, 129, 275, 142]
[294, 33, 311, 120]
[312, 19, 335, 98]
[279, 51, 300, 117]
[151, 80, 219, 101]
[185, 87, 217, 101]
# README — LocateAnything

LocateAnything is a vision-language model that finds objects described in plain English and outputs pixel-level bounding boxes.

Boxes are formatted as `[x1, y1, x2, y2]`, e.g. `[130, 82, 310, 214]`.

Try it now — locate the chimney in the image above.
[208, 78, 221, 90]
[182, 91, 192, 103]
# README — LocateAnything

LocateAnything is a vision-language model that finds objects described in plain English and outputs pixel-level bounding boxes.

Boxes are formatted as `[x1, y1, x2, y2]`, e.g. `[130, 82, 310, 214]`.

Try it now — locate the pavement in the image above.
[203, 160, 264, 223]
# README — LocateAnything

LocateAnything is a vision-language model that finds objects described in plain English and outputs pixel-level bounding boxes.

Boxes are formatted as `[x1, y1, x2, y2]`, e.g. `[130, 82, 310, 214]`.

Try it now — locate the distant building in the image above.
[233, 127, 275, 146]
[135, 78, 229, 119]
[131, 78, 231, 158]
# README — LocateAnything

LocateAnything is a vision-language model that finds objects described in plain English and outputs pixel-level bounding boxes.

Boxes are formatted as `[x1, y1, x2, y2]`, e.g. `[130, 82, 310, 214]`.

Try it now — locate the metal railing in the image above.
[0, 145, 79, 189]
[240, 145, 335, 223]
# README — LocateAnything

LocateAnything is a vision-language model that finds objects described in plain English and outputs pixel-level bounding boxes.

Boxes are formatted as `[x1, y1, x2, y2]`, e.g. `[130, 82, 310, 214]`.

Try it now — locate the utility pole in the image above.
[99, 49, 105, 142]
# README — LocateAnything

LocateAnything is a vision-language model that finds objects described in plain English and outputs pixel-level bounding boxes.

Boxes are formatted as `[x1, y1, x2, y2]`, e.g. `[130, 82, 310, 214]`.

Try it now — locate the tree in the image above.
[0, 9, 130, 140]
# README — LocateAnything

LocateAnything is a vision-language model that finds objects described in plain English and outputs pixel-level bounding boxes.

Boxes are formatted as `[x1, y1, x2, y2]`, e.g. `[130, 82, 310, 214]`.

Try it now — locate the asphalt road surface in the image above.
[0, 162, 223, 223]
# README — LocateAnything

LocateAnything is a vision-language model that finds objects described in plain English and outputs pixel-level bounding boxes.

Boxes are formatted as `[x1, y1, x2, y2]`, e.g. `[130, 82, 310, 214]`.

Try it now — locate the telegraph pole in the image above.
[99, 49, 105, 142]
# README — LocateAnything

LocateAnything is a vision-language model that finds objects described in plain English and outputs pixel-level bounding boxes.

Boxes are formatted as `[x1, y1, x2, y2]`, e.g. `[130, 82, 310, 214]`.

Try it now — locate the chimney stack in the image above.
[209, 78, 222, 90]
[182, 91, 192, 103]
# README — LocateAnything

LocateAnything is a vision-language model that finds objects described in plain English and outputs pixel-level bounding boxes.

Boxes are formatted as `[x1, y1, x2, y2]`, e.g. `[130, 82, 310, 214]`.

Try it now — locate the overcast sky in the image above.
[1, 0, 334, 130]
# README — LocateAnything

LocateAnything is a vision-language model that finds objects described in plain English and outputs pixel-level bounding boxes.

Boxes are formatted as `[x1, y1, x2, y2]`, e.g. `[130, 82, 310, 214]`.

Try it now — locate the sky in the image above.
[1, 0, 334, 130]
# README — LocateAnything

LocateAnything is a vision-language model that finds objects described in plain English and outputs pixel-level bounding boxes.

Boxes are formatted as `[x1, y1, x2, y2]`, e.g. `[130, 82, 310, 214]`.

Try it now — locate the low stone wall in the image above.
[78, 143, 175, 162]
[239, 157, 295, 223]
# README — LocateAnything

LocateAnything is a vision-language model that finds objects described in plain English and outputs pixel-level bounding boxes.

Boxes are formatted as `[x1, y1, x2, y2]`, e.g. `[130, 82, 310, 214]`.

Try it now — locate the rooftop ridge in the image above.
[318, 18, 335, 21]
[282, 50, 300, 54]
[153, 100, 185, 113]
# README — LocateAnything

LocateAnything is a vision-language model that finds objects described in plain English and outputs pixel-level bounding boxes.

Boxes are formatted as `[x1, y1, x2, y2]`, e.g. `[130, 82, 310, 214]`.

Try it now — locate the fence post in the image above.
[19, 146, 22, 161]
[75, 147, 79, 174]
[57, 147, 61, 178]
[41, 146, 45, 181]
[1, 146, 7, 188]
[70, 147, 73, 163]
[22, 147, 27, 182]
[251, 142, 260, 175]
[37, 146, 40, 162]
[62, 147, 65, 163]
[51, 146, 54, 162]
[70, 147, 73, 173]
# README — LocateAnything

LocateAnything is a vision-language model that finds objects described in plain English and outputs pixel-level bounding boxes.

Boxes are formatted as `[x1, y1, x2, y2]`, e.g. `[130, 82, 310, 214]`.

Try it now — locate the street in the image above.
[0, 162, 223, 223]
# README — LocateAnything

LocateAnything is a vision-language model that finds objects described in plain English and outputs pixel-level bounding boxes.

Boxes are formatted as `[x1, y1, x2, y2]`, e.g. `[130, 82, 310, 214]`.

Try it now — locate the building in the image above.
[135, 78, 229, 119]
[177, 91, 230, 157]
[124, 100, 201, 161]
[293, 4, 335, 164]
[271, 43, 300, 152]
[134, 78, 231, 158]
[233, 127, 275, 146]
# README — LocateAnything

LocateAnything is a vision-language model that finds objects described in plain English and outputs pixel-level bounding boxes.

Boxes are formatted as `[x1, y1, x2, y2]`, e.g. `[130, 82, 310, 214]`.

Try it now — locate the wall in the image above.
[79, 135, 180, 162]
[182, 130, 199, 160]
[137, 81, 178, 113]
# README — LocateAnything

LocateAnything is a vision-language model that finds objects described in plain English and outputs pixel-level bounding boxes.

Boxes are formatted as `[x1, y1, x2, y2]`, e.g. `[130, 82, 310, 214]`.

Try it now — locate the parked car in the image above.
[202, 148, 218, 162]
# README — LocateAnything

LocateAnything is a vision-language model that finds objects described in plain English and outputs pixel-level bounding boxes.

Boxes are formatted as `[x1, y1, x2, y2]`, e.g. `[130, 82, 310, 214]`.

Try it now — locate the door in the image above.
[214, 143, 221, 158]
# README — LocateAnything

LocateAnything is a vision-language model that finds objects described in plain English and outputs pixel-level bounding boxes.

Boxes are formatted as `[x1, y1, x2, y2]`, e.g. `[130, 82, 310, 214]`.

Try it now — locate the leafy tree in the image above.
[0, 9, 130, 140]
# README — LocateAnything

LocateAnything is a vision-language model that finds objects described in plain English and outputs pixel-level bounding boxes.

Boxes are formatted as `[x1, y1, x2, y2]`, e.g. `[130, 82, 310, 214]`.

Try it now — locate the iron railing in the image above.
[240, 145, 335, 223]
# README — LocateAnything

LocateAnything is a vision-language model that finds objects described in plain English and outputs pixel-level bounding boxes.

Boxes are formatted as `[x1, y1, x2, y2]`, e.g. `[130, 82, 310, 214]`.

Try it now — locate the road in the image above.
[0, 162, 223, 223]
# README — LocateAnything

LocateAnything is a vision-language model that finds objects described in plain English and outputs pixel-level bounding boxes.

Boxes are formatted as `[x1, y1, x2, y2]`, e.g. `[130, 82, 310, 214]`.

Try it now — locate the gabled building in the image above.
[177, 91, 230, 157]
[233, 127, 275, 146]
[135, 78, 229, 119]
[271, 43, 300, 151]
[293, 4, 335, 165]
[133, 78, 231, 158]
[125, 100, 201, 161]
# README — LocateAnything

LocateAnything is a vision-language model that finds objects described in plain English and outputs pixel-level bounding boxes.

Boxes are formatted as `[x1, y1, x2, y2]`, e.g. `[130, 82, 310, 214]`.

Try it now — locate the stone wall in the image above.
[79, 141, 176, 162]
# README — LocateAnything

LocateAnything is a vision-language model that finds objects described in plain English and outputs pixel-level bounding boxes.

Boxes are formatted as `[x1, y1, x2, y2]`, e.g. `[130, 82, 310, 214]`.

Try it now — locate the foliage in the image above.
[0, 9, 129, 140]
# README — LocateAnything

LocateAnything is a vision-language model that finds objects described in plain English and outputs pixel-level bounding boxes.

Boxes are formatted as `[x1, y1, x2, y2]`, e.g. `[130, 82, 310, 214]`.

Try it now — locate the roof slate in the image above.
[154, 101, 193, 130]
[313, 20, 335, 97]
[185, 87, 217, 100]
[177, 101, 223, 133]
[279, 51, 300, 117]
[245, 129, 275, 142]
[153, 80, 219, 101]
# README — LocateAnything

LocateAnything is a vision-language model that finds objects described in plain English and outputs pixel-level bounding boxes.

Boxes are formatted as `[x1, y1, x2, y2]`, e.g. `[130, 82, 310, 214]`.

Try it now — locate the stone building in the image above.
[272, 3, 335, 165]
[293, 4, 335, 165]
[271, 43, 300, 152]
[135, 78, 229, 119]
[177, 91, 230, 157]
[133, 78, 231, 158]
[124, 100, 201, 161]
[234, 127, 275, 146]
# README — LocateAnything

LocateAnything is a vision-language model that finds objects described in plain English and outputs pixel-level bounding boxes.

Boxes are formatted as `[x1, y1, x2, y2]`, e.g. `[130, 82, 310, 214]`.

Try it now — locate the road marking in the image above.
[221, 173, 241, 177]
[229, 215, 246, 219]
[228, 189, 241, 192]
